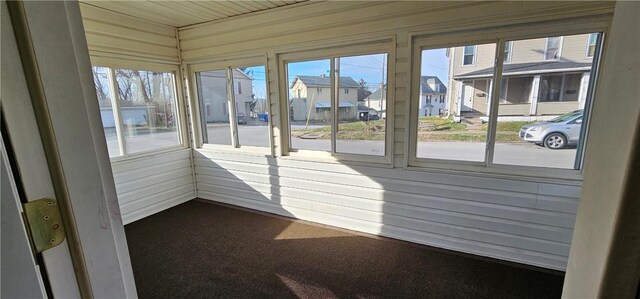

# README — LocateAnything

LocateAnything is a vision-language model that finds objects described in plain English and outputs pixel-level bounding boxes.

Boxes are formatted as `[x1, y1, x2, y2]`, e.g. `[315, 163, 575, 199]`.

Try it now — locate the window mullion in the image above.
[331, 57, 338, 154]
[226, 67, 240, 148]
[107, 67, 127, 155]
[485, 40, 506, 167]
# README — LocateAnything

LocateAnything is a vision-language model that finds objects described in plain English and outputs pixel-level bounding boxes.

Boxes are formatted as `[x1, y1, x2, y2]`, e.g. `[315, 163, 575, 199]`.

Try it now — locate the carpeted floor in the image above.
[125, 200, 564, 298]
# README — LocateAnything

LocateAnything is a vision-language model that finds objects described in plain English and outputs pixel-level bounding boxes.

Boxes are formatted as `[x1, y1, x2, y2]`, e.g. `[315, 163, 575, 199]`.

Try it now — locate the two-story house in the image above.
[199, 69, 254, 123]
[420, 76, 448, 116]
[447, 33, 596, 120]
[363, 76, 446, 118]
[289, 75, 359, 121]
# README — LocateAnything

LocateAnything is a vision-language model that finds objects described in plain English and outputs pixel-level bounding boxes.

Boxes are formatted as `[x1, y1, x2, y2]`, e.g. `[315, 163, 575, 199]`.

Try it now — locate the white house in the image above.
[419, 76, 447, 116]
[448, 34, 596, 120]
[289, 75, 359, 121]
[199, 69, 254, 123]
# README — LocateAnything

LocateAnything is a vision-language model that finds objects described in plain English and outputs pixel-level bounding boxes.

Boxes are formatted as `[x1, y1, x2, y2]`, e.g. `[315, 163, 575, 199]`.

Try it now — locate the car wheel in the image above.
[544, 133, 567, 149]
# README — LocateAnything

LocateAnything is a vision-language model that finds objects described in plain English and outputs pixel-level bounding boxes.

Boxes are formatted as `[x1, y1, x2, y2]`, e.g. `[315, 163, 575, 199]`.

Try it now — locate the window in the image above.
[285, 51, 388, 157]
[539, 75, 563, 102]
[287, 59, 332, 152]
[462, 45, 476, 65]
[91, 66, 181, 157]
[336, 53, 387, 156]
[504, 41, 513, 63]
[92, 66, 120, 157]
[413, 32, 602, 172]
[587, 33, 597, 57]
[499, 77, 508, 103]
[416, 44, 494, 162]
[544, 37, 561, 60]
[195, 65, 270, 148]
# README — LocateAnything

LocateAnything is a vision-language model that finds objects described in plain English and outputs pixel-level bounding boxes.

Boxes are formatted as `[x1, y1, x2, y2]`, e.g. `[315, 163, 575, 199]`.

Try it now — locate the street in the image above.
[107, 124, 578, 169]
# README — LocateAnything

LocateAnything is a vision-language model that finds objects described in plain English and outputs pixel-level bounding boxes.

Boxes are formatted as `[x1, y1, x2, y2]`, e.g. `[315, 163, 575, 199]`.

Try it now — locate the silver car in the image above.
[519, 110, 583, 149]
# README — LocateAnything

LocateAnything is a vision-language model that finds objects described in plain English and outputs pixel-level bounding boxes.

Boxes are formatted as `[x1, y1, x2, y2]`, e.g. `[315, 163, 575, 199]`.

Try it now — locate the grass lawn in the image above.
[291, 117, 527, 143]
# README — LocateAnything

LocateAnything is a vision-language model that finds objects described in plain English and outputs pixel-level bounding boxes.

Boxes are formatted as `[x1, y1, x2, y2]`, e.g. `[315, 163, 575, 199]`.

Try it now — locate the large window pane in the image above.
[115, 69, 180, 154]
[233, 66, 270, 147]
[493, 33, 599, 169]
[196, 70, 231, 146]
[336, 53, 387, 156]
[286, 59, 331, 152]
[92, 66, 120, 157]
[416, 43, 495, 162]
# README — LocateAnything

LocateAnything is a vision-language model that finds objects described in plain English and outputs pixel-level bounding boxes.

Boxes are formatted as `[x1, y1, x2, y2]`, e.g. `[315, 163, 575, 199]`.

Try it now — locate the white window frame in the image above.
[409, 26, 606, 180]
[278, 41, 394, 165]
[462, 45, 477, 66]
[544, 36, 563, 60]
[90, 58, 188, 161]
[586, 32, 598, 58]
[188, 55, 273, 156]
[504, 41, 513, 63]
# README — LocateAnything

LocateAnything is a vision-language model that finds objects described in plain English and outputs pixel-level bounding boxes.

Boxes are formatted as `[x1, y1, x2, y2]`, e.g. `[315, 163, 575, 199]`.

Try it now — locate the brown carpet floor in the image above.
[125, 200, 564, 299]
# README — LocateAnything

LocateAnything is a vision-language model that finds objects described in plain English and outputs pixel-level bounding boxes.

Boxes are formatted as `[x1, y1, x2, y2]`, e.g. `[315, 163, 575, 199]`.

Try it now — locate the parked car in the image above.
[519, 110, 583, 149]
[237, 112, 247, 125]
[358, 112, 380, 121]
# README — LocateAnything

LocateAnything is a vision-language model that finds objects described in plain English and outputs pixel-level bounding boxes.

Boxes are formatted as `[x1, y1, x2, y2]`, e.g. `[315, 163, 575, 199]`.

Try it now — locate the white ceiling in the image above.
[80, 0, 308, 28]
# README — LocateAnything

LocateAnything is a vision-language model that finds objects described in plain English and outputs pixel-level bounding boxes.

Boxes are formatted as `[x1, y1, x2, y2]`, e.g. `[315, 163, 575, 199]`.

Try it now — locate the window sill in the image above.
[408, 159, 583, 184]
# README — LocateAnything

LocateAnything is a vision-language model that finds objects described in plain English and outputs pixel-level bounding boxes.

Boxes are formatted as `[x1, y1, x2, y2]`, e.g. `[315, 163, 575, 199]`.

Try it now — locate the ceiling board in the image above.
[80, 0, 308, 28]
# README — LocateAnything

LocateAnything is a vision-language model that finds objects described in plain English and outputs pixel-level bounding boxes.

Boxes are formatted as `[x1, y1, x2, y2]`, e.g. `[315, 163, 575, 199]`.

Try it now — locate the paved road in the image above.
[107, 124, 578, 169]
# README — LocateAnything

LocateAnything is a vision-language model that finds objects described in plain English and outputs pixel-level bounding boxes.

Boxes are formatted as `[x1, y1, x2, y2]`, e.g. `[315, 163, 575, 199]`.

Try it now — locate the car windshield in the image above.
[548, 110, 582, 123]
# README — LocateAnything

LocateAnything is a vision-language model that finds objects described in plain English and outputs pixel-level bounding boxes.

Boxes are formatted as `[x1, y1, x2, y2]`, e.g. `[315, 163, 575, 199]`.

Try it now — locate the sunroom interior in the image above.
[3, 0, 639, 298]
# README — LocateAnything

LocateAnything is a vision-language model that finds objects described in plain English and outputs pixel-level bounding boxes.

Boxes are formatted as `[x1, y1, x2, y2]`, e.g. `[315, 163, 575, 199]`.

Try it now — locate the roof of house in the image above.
[420, 76, 447, 93]
[292, 75, 360, 88]
[454, 61, 592, 79]
[365, 85, 386, 101]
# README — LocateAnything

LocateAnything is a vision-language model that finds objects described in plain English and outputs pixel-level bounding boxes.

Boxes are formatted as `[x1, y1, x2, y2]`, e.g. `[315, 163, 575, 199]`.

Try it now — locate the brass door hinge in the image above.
[23, 198, 65, 253]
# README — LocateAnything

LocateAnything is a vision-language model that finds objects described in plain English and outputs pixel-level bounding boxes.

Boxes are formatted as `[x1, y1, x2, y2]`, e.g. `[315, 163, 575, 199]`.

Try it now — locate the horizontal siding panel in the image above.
[198, 180, 573, 243]
[80, 3, 179, 63]
[82, 20, 177, 45]
[80, 4, 176, 37]
[122, 192, 194, 225]
[194, 165, 539, 209]
[197, 172, 575, 229]
[120, 184, 194, 214]
[112, 149, 190, 174]
[111, 149, 195, 223]
[85, 33, 178, 59]
[194, 150, 559, 193]
[119, 175, 193, 205]
[116, 166, 192, 194]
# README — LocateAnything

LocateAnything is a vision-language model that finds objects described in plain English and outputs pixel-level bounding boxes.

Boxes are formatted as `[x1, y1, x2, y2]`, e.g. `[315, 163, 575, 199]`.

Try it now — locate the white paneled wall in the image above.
[80, 3, 179, 64]
[194, 149, 579, 269]
[180, 1, 614, 270]
[112, 149, 195, 224]
[80, 4, 194, 223]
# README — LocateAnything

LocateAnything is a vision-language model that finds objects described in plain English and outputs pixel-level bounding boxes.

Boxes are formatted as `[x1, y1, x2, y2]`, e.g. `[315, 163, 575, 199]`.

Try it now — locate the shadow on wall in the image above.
[176, 150, 577, 297]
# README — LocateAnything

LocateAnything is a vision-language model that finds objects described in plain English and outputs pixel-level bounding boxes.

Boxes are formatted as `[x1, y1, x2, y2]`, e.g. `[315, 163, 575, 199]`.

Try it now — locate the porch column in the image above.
[529, 75, 541, 115]
[455, 81, 463, 122]
[578, 72, 591, 109]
